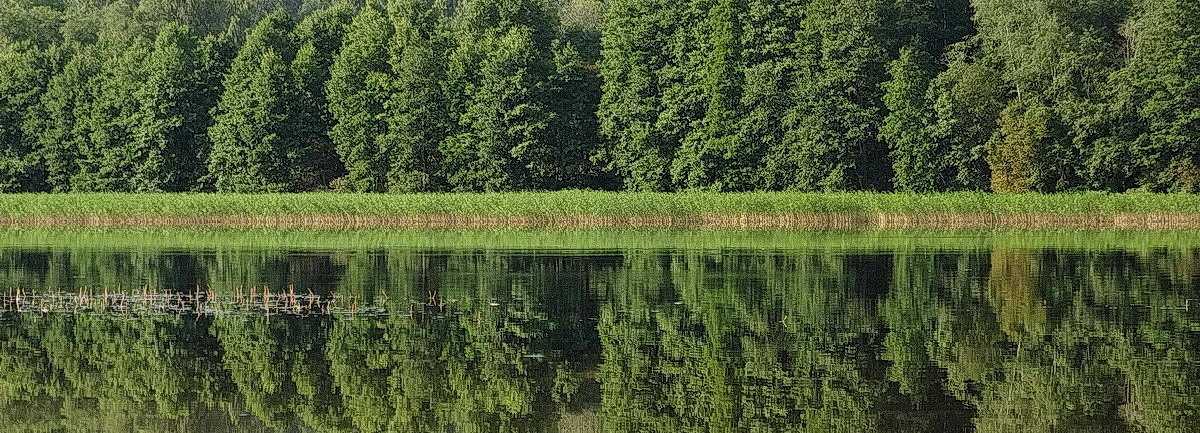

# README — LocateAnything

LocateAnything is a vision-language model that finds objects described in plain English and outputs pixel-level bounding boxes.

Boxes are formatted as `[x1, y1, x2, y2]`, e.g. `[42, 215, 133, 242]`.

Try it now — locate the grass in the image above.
[1, 191, 1200, 228]
[4, 227, 1200, 251]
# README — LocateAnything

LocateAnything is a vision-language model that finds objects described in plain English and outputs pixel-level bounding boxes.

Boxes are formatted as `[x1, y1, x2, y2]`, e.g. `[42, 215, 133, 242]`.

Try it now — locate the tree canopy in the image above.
[0, 0, 1196, 192]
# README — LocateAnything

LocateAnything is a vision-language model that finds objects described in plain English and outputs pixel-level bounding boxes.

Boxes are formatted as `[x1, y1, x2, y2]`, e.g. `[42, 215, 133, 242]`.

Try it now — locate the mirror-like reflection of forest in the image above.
[2, 245, 1199, 432]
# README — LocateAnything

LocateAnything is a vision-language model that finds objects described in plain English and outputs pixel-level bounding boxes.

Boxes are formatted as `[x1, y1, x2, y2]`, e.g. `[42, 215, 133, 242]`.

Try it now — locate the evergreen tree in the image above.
[207, 11, 301, 192]
[0, 41, 49, 191]
[326, 1, 391, 192]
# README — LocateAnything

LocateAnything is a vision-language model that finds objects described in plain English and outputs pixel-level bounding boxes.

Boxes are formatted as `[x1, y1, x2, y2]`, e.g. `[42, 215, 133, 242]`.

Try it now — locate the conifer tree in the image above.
[207, 11, 301, 192]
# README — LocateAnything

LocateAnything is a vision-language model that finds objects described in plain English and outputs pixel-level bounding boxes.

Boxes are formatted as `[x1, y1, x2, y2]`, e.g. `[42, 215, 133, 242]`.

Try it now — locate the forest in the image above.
[0, 0, 1197, 193]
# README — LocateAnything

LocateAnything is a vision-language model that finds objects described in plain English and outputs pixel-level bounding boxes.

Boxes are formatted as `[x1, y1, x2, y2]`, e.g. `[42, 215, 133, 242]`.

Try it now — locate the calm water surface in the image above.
[1, 235, 1198, 432]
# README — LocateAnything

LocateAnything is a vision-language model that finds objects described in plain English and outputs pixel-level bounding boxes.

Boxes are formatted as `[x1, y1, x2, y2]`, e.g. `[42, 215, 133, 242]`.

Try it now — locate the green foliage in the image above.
[987, 101, 1047, 194]
[379, 0, 454, 192]
[0, 0, 1199, 194]
[71, 36, 151, 192]
[741, 0, 805, 191]
[1109, 0, 1200, 192]
[327, 1, 391, 192]
[29, 46, 95, 192]
[0, 41, 49, 191]
[881, 45, 940, 192]
[784, 0, 893, 191]
[2, 191, 1200, 223]
[443, 27, 553, 191]
[289, 2, 354, 190]
[926, 40, 1003, 191]
[207, 11, 302, 192]
[128, 24, 213, 192]
[671, 0, 749, 191]
[597, 0, 680, 191]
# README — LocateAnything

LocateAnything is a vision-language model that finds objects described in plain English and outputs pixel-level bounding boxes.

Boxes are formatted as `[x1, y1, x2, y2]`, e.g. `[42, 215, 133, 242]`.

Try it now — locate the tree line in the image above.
[0, 0, 1197, 193]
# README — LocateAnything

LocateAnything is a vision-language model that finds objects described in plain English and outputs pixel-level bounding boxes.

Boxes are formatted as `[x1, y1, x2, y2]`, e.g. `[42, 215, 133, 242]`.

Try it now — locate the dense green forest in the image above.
[3, 247, 1200, 431]
[1, 0, 1198, 193]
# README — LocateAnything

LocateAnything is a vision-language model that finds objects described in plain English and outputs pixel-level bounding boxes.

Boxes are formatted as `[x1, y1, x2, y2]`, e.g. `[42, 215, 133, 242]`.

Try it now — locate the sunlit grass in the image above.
[3, 227, 1200, 251]
[0, 191, 1197, 217]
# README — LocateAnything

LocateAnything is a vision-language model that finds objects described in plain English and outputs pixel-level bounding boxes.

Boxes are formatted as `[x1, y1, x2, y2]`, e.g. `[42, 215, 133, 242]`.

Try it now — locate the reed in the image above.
[2, 191, 1200, 228]
[4, 227, 1200, 251]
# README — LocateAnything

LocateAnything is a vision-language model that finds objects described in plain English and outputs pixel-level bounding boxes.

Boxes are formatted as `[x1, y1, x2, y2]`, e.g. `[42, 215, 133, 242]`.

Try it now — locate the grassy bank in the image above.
[4, 227, 1200, 251]
[2, 191, 1200, 228]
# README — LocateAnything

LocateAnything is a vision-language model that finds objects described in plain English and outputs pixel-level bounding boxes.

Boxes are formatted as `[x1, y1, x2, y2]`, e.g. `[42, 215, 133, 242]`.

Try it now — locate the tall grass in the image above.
[1, 191, 1199, 217]
[4, 227, 1200, 251]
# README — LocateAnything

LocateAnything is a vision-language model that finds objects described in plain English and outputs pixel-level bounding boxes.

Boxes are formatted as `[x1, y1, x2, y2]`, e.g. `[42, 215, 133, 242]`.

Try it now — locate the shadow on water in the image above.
[1, 237, 1199, 432]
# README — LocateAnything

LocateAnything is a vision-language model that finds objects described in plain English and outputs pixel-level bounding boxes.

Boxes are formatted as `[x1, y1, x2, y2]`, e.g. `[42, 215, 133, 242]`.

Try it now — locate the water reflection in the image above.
[1, 246, 1198, 432]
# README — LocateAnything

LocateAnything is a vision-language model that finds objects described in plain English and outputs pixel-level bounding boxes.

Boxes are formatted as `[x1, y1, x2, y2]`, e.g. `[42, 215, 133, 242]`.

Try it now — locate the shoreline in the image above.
[3, 212, 1200, 229]
[3, 191, 1200, 229]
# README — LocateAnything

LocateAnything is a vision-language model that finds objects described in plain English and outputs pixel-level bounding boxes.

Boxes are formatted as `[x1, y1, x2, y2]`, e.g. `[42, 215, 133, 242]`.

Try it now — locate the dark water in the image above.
[2, 244, 1199, 432]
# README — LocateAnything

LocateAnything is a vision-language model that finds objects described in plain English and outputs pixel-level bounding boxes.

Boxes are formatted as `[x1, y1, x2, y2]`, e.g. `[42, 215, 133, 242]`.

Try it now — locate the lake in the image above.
[0, 230, 1197, 432]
